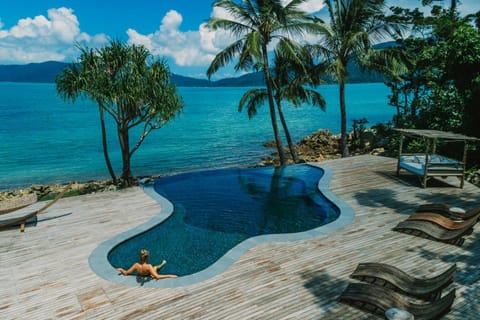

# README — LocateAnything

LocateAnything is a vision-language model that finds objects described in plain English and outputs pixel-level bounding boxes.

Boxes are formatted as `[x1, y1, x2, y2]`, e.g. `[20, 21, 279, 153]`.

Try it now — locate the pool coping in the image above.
[88, 163, 354, 288]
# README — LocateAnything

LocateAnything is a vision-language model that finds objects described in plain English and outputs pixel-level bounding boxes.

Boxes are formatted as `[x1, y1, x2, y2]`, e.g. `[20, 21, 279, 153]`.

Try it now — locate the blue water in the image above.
[107, 164, 339, 276]
[0, 82, 395, 190]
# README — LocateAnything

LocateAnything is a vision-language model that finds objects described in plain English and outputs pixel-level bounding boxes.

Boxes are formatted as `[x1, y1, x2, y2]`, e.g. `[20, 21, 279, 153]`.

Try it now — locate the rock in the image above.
[263, 141, 277, 148]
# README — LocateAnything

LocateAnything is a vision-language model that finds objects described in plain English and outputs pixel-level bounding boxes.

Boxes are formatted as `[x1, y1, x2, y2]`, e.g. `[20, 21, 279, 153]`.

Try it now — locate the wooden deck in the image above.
[1, 155, 479, 319]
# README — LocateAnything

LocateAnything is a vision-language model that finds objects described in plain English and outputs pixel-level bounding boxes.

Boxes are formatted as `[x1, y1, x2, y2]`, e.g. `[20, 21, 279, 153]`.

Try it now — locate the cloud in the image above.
[127, 9, 231, 69]
[281, 0, 326, 13]
[126, 1, 324, 73]
[0, 7, 107, 64]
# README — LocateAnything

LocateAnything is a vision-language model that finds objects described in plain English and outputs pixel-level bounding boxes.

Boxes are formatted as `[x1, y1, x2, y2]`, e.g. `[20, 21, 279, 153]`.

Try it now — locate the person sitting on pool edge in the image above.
[117, 249, 178, 280]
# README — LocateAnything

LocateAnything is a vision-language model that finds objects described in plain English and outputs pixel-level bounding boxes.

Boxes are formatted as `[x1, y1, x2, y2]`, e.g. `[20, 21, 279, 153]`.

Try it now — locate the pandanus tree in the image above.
[239, 43, 326, 163]
[207, 0, 320, 165]
[56, 40, 184, 186]
[310, 0, 404, 157]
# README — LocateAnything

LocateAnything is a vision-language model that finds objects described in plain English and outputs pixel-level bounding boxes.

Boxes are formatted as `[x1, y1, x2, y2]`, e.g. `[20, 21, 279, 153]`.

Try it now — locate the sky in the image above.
[0, 0, 479, 79]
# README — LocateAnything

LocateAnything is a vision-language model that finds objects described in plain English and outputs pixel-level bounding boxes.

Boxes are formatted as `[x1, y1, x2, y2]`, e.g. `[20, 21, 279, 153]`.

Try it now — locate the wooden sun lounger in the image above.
[407, 212, 480, 230]
[350, 263, 456, 301]
[416, 204, 480, 220]
[339, 282, 456, 320]
[393, 220, 472, 246]
[0, 193, 38, 215]
[0, 183, 72, 232]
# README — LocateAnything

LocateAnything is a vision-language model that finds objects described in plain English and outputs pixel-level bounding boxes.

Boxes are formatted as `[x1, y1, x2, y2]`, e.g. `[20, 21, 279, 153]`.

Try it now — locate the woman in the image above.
[117, 249, 177, 280]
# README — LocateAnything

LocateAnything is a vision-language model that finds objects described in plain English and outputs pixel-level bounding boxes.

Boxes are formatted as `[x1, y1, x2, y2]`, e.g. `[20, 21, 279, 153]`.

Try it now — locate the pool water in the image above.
[108, 164, 339, 277]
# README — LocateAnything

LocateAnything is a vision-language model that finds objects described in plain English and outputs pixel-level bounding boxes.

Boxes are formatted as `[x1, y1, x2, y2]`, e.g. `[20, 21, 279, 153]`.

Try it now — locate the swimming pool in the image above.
[89, 163, 354, 288]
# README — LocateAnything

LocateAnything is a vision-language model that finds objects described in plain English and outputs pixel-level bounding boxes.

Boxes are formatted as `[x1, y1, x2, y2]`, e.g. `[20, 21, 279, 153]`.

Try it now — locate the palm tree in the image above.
[311, 0, 403, 157]
[239, 44, 326, 163]
[207, 0, 319, 165]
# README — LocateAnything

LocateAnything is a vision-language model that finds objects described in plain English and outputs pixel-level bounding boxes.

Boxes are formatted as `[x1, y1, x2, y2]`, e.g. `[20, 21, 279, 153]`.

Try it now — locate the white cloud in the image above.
[127, 9, 231, 68]
[126, 3, 328, 77]
[161, 10, 183, 31]
[281, 0, 326, 13]
[0, 7, 108, 64]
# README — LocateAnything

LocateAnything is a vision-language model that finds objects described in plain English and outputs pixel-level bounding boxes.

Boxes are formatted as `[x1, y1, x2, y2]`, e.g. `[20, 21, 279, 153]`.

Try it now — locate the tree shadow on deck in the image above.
[353, 188, 406, 212]
[407, 233, 480, 317]
[300, 268, 353, 318]
[353, 170, 478, 215]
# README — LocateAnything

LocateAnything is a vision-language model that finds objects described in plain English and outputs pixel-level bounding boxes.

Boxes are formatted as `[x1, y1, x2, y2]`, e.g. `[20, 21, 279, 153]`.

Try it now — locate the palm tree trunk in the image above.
[451, 0, 457, 12]
[98, 104, 117, 184]
[262, 46, 286, 165]
[339, 79, 349, 157]
[275, 97, 299, 163]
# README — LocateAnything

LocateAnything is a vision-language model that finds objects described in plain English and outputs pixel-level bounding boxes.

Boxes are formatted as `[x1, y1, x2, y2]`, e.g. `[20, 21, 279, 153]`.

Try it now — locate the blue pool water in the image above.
[107, 164, 339, 277]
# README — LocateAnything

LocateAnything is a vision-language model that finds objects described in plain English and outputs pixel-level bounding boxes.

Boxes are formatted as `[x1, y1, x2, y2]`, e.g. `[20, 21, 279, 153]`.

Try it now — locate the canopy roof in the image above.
[394, 129, 480, 142]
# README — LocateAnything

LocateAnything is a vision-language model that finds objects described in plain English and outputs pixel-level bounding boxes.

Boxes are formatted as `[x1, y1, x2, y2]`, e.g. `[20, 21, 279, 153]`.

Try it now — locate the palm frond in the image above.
[207, 39, 245, 78]
[238, 88, 268, 119]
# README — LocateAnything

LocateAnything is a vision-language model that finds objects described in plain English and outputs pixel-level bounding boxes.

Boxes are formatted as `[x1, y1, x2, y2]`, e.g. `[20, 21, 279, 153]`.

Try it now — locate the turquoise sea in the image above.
[0, 82, 395, 190]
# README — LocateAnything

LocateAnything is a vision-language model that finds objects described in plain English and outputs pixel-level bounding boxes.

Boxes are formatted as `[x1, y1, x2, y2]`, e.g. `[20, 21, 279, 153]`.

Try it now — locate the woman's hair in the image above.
[140, 249, 149, 263]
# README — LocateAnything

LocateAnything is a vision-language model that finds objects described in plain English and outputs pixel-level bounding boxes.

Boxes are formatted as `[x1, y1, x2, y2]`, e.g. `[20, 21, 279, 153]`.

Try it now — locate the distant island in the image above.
[0, 60, 385, 87]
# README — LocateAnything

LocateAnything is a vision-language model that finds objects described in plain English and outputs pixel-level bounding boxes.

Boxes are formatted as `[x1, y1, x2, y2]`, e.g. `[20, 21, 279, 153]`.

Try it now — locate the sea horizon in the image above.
[0, 81, 396, 191]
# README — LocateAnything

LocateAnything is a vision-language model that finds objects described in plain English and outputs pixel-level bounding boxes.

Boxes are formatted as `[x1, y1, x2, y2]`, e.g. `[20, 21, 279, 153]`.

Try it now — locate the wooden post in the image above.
[461, 141, 468, 188]
[396, 133, 404, 176]
[423, 138, 430, 188]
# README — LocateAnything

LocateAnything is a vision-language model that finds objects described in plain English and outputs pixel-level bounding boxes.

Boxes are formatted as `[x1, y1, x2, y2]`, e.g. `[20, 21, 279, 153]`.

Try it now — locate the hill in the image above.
[0, 58, 387, 86]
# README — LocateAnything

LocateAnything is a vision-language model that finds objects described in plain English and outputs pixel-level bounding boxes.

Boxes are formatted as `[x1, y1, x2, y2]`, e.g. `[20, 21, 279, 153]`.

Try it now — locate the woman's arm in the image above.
[117, 263, 139, 276]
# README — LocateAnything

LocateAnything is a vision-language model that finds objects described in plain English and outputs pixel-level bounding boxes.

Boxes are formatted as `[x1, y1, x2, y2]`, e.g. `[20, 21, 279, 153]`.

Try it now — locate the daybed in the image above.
[395, 129, 479, 188]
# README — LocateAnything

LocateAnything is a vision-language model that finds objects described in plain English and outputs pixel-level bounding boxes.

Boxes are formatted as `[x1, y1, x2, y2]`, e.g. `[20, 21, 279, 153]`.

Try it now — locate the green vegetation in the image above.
[206, 0, 320, 165]
[385, 1, 480, 164]
[204, 0, 478, 164]
[239, 46, 326, 163]
[308, 0, 404, 158]
[50, 0, 479, 186]
[56, 40, 184, 186]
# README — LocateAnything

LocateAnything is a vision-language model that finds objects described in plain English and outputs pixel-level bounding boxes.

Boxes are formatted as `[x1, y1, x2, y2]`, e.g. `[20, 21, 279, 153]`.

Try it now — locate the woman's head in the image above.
[140, 249, 149, 263]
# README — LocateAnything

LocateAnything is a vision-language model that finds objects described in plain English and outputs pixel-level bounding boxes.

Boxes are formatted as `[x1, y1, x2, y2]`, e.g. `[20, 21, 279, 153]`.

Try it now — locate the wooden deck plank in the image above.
[0, 155, 479, 319]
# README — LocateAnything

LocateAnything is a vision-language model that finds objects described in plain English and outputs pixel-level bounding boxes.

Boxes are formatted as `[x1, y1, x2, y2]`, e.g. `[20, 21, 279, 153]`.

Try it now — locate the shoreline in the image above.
[2, 129, 479, 202]
[0, 129, 343, 201]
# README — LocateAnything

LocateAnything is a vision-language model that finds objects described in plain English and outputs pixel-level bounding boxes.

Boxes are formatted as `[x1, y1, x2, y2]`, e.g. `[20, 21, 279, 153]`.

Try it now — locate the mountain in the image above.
[0, 55, 389, 86]
[0, 61, 267, 87]
[0, 61, 68, 83]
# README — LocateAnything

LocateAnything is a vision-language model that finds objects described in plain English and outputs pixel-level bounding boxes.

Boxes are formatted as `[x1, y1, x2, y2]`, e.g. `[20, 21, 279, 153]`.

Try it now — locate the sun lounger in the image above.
[350, 263, 456, 301]
[393, 219, 472, 246]
[0, 193, 38, 215]
[0, 183, 72, 232]
[416, 203, 480, 220]
[339, 282, 455, 320]
[407, 212, 479, 231]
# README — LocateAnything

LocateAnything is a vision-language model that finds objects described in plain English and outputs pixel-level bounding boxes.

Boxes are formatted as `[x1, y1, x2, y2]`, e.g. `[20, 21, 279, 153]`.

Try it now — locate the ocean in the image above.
[0, 82, 395, 190]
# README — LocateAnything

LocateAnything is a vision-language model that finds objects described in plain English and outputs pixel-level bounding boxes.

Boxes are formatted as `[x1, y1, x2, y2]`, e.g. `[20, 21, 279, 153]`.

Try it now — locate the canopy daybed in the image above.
[394, 129, 479, 188]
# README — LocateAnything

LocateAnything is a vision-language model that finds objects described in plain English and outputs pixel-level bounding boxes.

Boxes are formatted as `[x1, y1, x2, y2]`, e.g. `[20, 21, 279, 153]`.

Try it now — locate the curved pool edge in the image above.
[88, 163, 354, 288]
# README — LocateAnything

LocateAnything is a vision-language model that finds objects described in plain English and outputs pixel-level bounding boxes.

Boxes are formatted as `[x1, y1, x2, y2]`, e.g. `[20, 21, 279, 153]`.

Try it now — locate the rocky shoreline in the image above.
[1, 129, 479, 202]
